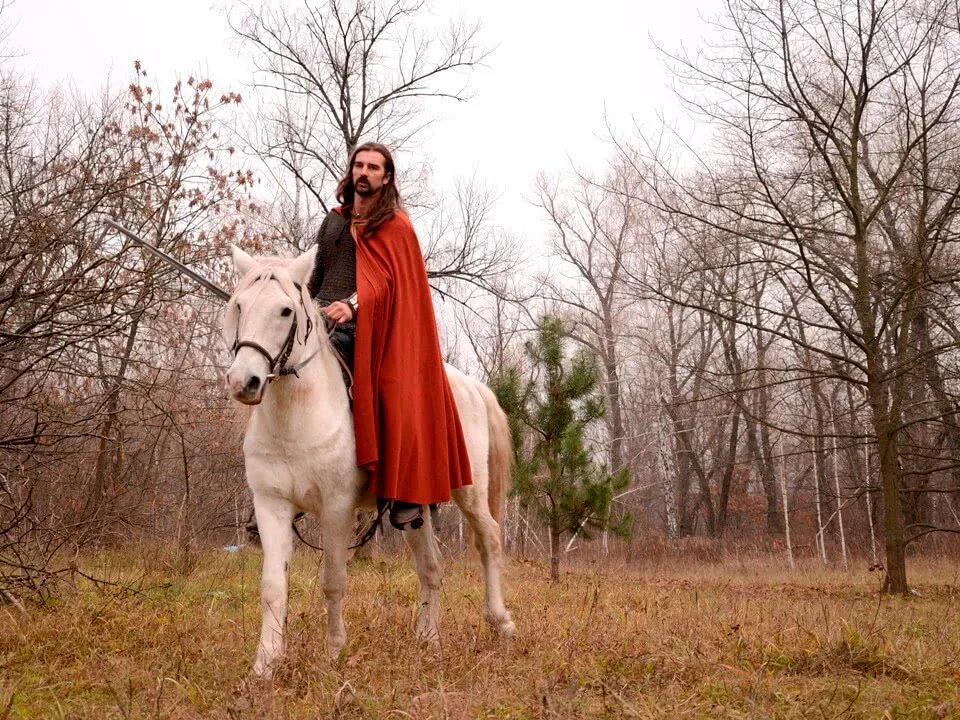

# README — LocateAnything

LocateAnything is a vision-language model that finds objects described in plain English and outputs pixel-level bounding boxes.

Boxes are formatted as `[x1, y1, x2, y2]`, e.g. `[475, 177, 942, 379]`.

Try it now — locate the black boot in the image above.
[388, 500, 424, 531]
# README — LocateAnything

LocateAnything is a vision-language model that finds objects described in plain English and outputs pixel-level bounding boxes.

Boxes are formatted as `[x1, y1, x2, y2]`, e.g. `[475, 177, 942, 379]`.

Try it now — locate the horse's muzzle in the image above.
[226, 367, 265, 405]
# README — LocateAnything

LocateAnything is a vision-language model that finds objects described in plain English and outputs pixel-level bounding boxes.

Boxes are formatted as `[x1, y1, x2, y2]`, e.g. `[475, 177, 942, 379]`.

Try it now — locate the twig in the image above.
[0, 587, 26, 615]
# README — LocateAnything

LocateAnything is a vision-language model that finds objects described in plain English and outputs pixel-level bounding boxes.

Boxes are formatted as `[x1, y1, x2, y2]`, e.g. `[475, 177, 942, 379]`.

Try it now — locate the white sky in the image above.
[8, 0, 714, 246]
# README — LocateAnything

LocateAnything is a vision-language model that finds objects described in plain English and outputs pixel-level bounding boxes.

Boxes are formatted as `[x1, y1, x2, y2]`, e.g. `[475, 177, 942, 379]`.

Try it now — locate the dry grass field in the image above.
[2, 546, 959, 719]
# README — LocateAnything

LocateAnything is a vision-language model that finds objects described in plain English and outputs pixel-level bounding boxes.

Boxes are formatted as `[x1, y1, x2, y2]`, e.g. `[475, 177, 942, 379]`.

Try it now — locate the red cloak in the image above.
[348, 208, 472, 504]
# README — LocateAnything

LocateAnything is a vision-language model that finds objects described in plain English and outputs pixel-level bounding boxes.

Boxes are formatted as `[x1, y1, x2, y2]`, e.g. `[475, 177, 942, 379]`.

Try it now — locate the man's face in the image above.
[352, 150, 390, 197]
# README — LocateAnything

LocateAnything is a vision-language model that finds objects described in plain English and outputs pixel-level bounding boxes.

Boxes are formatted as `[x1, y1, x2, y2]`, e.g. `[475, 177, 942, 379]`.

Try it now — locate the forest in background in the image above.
[4, 0, 960, 604]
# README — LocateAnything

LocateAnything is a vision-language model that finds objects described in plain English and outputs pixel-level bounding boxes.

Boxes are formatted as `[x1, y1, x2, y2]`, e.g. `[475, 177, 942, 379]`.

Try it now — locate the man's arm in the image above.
[306, 214, 331, 298]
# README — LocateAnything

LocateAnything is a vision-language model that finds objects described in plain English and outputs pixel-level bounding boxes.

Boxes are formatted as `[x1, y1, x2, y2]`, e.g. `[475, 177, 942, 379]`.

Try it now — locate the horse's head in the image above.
[223, 245, 318, 405]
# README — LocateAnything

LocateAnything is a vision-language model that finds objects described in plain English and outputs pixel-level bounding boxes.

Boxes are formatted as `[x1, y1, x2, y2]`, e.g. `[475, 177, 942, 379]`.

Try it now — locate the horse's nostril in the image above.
[244, 376, 262, 394]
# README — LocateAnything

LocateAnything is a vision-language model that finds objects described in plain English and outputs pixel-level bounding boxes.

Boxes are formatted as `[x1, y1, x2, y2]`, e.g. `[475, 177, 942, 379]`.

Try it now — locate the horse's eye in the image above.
[280, 307, 293, 317]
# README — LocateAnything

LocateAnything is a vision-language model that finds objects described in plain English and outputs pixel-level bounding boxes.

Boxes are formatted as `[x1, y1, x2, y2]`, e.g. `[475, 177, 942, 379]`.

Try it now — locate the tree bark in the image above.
[757, 412, 784, 535]
[869, 390, 909, 594]
[600, 311, 625, 474]
[750, 297, 783, 535]
[716, 407, 740, 535]
[549, 524, 561, 584]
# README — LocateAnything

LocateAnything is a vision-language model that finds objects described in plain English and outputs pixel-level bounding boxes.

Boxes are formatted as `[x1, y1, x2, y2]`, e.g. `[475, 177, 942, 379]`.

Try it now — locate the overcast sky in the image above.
[8, 0, 714, 245]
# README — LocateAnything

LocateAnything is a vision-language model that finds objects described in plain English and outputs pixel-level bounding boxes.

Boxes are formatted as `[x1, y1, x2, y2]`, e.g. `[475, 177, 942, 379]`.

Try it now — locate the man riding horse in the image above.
[305, 142, 472, 530]
[224, 145, 513, 674]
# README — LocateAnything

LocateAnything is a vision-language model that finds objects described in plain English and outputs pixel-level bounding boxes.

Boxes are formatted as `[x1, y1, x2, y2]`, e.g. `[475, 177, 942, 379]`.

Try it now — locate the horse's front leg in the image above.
[405, 511, 442, 642]
[252, 494, 295, 677]
[320, 499, 355, 661]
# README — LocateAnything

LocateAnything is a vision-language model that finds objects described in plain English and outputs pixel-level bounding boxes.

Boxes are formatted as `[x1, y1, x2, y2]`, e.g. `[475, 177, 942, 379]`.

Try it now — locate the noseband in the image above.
[233, 315, 301, 380]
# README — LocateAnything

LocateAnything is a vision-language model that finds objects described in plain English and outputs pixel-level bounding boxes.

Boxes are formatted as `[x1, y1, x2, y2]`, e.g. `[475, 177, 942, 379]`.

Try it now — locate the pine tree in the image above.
[490, 315, 630, 582]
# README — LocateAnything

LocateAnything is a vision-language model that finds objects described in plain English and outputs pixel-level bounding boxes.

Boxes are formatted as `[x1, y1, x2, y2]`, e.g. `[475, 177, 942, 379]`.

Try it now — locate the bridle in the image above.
[231, 277, 314, 381]
[233, 313, 301, 380]
[230, 276, 354, 394]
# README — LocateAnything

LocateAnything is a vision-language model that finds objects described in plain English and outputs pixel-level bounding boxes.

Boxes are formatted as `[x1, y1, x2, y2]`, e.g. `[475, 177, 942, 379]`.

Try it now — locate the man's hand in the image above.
[322, 301, 354, 324]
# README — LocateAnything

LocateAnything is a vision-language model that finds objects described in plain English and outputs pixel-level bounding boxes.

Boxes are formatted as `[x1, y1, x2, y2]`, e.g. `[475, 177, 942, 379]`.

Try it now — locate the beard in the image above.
[354, 177, 376, 197]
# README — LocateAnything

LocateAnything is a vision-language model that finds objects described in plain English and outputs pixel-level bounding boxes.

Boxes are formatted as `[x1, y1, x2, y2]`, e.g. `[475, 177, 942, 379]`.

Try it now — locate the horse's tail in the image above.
[478, 383, 512, 527]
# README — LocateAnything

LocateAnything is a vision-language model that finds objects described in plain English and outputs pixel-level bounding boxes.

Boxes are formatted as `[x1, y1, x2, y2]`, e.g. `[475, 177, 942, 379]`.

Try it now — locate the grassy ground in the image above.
[2, 546, 959, 719]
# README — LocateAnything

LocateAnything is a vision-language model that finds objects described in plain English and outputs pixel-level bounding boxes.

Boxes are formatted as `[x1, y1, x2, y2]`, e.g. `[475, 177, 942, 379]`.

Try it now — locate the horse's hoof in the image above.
[488, 613, 515, 638]
[251, 661, 274, 679]
[327, 641, 347, 663]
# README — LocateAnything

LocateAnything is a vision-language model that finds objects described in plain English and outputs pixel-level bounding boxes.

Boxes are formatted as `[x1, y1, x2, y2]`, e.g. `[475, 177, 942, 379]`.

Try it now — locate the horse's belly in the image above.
[444, 364, 489, 482]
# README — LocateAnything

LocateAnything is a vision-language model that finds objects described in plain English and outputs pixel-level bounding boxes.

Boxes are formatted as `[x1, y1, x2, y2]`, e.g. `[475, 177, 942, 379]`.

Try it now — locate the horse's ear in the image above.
[231, 245, 255, 277]
[290, 246, 318, 287]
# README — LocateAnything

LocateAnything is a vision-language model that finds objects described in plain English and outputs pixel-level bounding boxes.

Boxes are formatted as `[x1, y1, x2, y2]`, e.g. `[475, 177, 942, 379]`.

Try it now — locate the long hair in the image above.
[336, 142, 402, 236]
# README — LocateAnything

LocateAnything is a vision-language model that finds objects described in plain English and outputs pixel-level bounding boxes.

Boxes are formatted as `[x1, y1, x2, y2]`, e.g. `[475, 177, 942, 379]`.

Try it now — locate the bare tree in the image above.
[534, 165, 639, 475]
[230, 0, 524, 305]
[0, 63, 260, 597]
[422, 177, 522, 302]
[617, 0, 960, 592]
[230, 0, 487, 219]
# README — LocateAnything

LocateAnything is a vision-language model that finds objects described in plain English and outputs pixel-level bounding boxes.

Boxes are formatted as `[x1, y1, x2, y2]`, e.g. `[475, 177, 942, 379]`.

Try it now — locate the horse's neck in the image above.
[252, 329, 351, 439]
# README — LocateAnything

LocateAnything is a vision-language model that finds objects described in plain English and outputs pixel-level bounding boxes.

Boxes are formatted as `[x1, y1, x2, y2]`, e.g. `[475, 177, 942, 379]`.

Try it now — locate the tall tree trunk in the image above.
[809, 373, 831, 561]
[864, 442, 880, 567]
[869, 387, 908, 594]
[657, 418, 680, 538]
[599, 310, 626, 473]
[852, 194, 910, 591]
[716, 407, 740, 535]
[830, 415, 849, 569]
[757, 416, 784, 535]
[670, 412, 695, 536]
[754, 329, 784, 534]
[779, 448, 795, 569]
[716, 315, 746, 537]
[813, 430, 829, 563]
[599, 312, 625, 555]
[667, 406, 716, 536]
[549, 524, 561, 584]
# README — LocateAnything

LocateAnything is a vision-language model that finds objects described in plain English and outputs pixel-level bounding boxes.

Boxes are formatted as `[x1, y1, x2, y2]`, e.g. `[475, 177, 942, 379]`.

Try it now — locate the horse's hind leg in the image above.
[252, 493, 295, 677]
[454, 487, 515, 637]
[404, 512, 442, 642]
[320, 499, 354, 661]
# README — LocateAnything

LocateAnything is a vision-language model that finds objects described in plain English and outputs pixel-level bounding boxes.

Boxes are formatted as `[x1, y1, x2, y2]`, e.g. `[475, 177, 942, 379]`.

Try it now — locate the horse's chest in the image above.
[243, 435, 354, 500]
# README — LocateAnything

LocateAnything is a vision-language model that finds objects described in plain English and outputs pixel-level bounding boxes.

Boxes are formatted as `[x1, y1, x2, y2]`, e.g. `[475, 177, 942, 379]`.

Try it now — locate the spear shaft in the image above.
[103, 217, 231, 303]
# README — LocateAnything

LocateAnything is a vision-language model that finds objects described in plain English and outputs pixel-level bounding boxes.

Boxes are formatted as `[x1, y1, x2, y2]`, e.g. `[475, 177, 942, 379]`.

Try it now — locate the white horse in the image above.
[223, 245, 515, 676]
